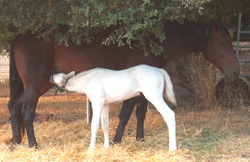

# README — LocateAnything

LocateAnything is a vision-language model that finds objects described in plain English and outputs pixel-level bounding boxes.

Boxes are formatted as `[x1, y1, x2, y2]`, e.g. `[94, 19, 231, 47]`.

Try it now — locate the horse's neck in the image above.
[185, 23, 211, 53]
[164, 22, 210, 63]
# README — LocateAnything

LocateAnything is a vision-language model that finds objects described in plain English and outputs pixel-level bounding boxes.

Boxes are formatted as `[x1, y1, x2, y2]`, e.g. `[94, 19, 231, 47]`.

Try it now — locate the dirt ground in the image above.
[0, 94, 249, 161]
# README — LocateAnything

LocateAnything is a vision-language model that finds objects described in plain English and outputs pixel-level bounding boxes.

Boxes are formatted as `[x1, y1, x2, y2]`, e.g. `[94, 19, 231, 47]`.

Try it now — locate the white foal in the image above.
[50, 64, 177, 150]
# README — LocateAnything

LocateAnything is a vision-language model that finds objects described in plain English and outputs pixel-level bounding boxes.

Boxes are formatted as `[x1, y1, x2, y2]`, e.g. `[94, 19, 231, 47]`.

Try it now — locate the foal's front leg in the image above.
[89, 101, 104, 148]
[101, 105, 109, 147]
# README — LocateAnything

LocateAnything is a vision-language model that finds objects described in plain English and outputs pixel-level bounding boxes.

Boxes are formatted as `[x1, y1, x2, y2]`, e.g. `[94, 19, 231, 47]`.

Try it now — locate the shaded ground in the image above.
[0, 94, 249, 161]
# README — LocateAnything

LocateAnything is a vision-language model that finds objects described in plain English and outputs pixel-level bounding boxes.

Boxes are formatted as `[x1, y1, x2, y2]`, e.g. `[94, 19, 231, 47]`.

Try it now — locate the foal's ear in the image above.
[66, 71, 76, 79]
[63, 71, 76, 81]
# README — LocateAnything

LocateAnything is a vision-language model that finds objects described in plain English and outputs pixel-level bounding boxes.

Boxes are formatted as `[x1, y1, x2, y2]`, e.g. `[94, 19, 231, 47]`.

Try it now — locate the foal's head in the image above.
[50, 71, 76, 89]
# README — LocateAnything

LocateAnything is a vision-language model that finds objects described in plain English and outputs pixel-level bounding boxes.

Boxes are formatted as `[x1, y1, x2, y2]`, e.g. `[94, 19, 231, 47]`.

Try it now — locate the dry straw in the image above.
[0, 94, 249, 161]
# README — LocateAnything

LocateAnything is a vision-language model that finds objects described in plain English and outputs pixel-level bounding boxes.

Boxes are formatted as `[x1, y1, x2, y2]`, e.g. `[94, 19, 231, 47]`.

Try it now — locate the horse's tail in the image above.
[8, 35, 25, 137]
[160, 69, 177, 106]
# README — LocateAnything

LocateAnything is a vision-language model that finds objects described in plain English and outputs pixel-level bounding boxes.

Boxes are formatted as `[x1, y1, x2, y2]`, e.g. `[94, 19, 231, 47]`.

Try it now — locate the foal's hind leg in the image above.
[147, 97, 177, 150]
[113, 97, 138, 143]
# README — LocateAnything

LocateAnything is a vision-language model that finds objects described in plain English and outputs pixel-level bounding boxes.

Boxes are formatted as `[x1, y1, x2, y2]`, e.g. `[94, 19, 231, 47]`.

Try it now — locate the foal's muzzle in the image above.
[50, 75, 66, 95]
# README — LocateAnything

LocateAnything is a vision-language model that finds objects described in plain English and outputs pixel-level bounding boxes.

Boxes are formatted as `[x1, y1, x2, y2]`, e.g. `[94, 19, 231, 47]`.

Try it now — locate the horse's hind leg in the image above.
[21, 81, 53, 147]
[8, 95, 24, 146]
[113, 97, 138, 143]
[136, 95, 148, 141]
[21, 87, 40, 147]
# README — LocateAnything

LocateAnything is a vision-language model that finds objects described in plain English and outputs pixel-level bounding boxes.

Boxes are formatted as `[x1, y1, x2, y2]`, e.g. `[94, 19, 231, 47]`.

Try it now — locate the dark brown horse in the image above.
[8, 20, 239, 148]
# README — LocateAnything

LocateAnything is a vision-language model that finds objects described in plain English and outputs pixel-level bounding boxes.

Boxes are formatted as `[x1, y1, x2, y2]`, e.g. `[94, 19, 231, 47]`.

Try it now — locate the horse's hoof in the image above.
[29, 143, 39, 149]
[8, 138, 22, 151]
[9, 145, 15, 152]
[136, 137, 145, 142]
[112, 140, 121, 144]
[9, 143, 19, 152]
[113, 137, 122, 144]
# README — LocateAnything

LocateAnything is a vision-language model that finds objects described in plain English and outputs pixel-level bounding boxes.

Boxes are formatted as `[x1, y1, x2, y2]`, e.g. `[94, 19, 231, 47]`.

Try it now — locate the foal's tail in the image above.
[160, 69, 177, 106]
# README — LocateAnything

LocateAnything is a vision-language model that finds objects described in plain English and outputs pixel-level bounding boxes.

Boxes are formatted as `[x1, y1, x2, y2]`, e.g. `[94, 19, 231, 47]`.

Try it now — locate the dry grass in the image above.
[0, 94, 249, 162]
[167, 53, 250, 110]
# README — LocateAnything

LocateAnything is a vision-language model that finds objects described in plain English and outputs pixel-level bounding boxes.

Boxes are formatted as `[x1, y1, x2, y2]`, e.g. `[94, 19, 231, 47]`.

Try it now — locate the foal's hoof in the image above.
[104, 143, 109, 148]
[169, 147, 177, 151]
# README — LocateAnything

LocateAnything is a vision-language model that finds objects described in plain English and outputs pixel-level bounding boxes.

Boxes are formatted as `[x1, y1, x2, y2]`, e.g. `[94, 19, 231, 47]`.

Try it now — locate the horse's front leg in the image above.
[136, 95, 148, 141]
[21, 87, 39, 147]
[89, 100, 104, 148]
[101, 105, 109, 147]
[113, 97, 138, 143]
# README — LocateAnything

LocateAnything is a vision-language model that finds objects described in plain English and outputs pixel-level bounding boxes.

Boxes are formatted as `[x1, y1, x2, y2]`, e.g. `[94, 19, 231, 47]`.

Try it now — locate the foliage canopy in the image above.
[0, 0, 249, 55]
